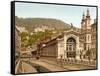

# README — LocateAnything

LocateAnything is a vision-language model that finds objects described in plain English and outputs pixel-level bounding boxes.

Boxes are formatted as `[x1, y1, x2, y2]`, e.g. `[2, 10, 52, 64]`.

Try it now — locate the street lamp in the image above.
[64, 50, 66, 62]
[60, 54, 63, 67]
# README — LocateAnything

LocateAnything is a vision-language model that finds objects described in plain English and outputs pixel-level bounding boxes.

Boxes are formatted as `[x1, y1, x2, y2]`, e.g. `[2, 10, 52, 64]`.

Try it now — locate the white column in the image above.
[76, 37, 80, 60]
[64, 35, 67, 59]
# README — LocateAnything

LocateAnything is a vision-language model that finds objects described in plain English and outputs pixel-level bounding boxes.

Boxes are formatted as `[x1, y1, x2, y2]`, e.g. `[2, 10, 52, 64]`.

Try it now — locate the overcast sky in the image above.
[15, 2, 97, 28]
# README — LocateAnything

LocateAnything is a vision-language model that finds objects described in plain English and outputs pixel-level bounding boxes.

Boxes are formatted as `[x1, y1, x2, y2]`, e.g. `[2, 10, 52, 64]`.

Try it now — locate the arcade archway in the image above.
[66, 37, 76, 58]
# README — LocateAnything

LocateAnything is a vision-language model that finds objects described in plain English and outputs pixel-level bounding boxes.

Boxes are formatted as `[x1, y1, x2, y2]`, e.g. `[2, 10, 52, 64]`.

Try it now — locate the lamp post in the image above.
[64, 50, 66, 63]
[36, 44, 40, 60]
[60, 54, 63, 67]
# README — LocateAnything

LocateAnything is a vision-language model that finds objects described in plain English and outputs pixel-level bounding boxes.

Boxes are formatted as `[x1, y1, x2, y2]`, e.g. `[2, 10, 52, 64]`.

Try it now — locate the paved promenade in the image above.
[16, 57, 97, 73]
[29, 59, 67, 71]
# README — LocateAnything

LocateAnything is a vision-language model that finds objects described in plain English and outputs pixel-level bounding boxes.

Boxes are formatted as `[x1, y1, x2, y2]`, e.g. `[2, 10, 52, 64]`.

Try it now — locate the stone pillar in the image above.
[75, 37, 80, 60]
[57, 38, 65, 59]
[64, 35, 67, 59]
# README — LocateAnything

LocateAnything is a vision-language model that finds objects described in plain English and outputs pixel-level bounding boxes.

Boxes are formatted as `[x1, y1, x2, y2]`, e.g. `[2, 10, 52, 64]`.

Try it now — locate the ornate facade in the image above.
[37, 9, 97, 60]
[91, 19, 97, 59]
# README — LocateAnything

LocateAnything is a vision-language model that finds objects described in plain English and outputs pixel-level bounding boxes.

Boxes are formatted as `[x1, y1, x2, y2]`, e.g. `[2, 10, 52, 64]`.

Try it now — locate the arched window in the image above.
[66, 38, 76, 51]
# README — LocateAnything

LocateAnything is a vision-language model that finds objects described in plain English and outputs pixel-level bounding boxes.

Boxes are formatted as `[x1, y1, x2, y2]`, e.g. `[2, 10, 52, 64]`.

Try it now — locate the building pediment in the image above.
[64, 28, 80, 36]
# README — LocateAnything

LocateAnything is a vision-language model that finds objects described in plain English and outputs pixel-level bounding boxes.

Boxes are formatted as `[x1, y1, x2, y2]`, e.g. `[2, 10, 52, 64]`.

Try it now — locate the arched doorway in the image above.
[66, 37, 76, 58]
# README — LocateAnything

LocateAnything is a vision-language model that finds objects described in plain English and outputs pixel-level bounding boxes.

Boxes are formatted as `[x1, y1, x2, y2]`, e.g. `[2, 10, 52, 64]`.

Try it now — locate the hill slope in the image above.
[15, 16, 71, 32]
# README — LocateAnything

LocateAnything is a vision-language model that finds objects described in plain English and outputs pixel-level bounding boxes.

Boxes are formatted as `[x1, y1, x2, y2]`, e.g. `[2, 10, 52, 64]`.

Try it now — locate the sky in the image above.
[15, 2, 97, 28]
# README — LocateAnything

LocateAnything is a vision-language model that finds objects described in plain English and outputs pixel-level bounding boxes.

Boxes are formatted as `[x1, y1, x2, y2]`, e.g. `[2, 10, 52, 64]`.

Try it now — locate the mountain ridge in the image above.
[15, 16, 71, 32]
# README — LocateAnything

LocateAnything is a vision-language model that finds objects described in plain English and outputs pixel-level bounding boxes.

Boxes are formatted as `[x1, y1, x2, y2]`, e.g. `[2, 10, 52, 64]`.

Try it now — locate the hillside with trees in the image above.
[15, 16, 71, 32]
[15, 16, 72, 48]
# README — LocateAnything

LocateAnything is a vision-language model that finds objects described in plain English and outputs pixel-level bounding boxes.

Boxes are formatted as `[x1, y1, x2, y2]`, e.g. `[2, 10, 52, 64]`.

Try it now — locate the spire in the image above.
[83, 12, 85, 17]
[82, 12, 85, 20]
[86, 9, 90, 17]
[71, 23, 74, 29]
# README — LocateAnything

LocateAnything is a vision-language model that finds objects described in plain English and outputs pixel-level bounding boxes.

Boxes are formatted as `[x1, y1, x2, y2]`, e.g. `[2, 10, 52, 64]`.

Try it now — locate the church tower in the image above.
[81, 9, 92, 51]
[81, 12, 86, 30]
